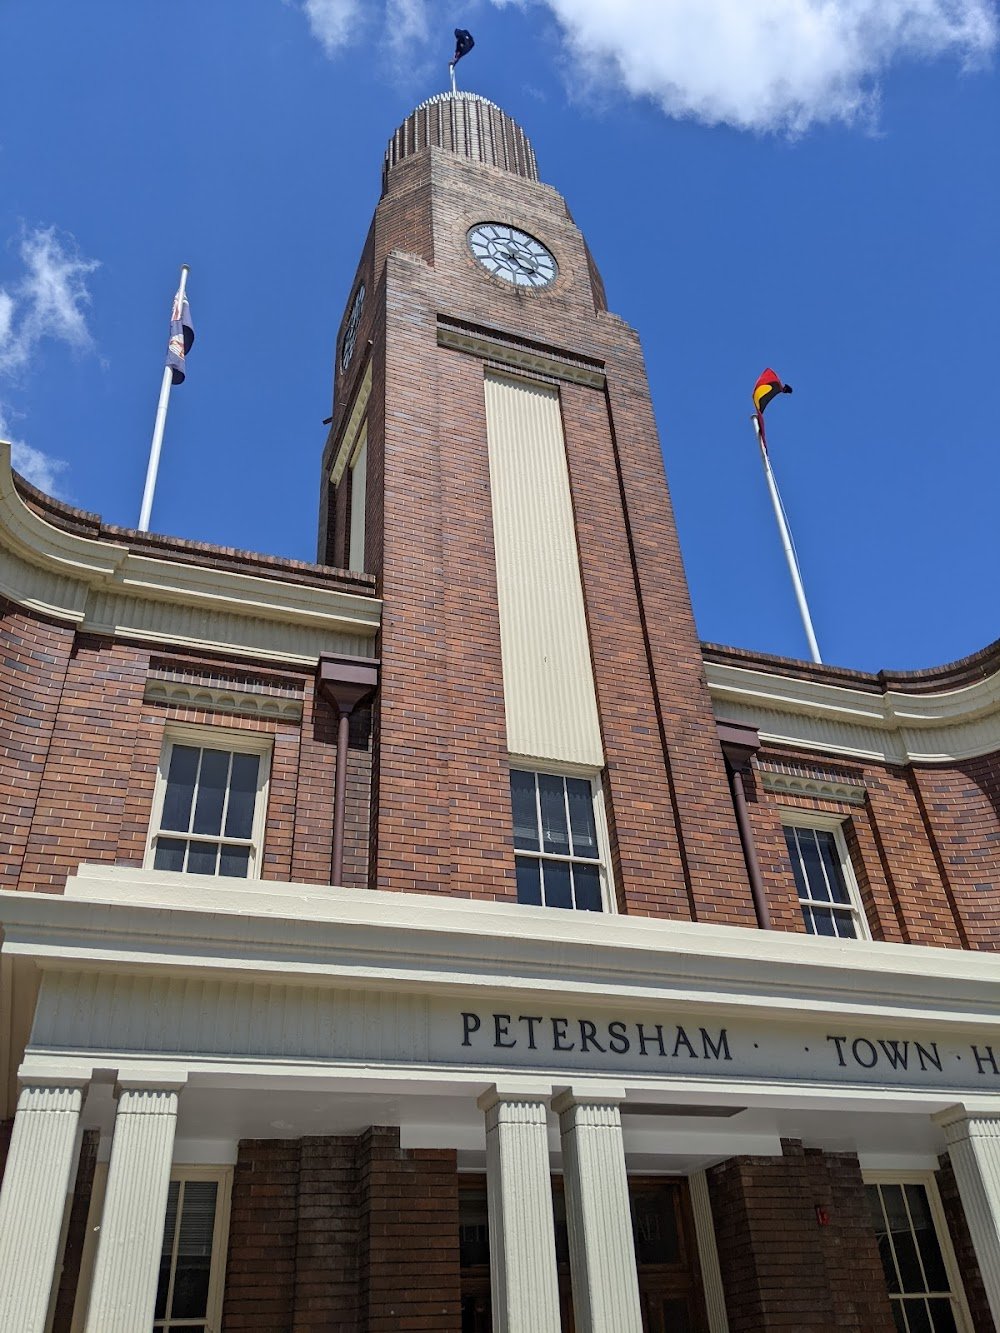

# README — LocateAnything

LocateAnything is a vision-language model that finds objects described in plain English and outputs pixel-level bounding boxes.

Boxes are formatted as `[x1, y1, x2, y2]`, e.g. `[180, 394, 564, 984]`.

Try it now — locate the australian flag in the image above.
[452, 29, 474, 64]
[166, 290, 194, 385]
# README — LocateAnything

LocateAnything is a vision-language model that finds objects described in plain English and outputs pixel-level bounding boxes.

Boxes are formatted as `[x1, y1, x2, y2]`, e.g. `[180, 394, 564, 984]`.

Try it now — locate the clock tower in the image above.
[320, 91, 753, 925]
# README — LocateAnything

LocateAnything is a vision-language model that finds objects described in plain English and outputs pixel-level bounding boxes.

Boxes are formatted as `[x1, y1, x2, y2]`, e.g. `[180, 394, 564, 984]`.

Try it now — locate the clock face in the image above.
[341, 283, 365, 371]
[468, 223, 557, 288]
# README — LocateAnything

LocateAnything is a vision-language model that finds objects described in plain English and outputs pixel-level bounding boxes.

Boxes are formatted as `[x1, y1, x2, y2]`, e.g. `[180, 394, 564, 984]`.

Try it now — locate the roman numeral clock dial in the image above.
[468, 223, 558, 288]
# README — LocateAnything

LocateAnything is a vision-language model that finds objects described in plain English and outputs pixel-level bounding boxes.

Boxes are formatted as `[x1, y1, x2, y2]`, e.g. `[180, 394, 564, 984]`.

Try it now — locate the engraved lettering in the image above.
[637, 1023, 667, 1057]
[519, 1016, 543, 1050]
[462, 1013, 481, 1047]
[915, 1042, 942, 1072]
[579, 1020, 606, 1054]
[852, 1038, 878, 1068]
[494, 1014, 516, 1049]
[607, 1021, 630, 1055]
[552, 1018, 575, 1051]
[972, 1045, 1000, 1076]
[878, 1040, 909, 1070]
[701, 1028, 732, 1062]
[827, 1035, 848, 1067]
[673, 1026, 698, 1059]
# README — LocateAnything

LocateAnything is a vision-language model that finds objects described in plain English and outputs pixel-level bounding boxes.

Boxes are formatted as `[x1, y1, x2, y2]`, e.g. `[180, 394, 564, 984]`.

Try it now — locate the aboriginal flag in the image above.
[752, 367, 792, 416]
[166, 291, 194, 385]
[453, 29, 474, 64]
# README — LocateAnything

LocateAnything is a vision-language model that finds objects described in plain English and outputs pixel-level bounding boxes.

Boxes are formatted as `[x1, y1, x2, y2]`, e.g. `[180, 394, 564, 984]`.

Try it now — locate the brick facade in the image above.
[221, 1128, 460, 1333]
[708, 1140, 897, 1333]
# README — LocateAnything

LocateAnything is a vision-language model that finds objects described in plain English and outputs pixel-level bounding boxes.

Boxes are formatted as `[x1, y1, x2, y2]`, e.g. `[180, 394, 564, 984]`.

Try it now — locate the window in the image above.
[865, 1175, 971, 1333]
[509, 768, 608, 911]
[147, 730, 270, 879]
[781, 814, 867, 938]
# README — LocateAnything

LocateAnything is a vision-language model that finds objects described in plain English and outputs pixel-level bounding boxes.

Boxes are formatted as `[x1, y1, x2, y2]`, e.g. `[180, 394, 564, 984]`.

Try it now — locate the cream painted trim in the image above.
[143, 678, 303, 722]
[328, 362, 372, 487]
[688, 1170, 729, 1333]
[863, 1169, 974, 1333]
[438, 324, 606, 389]
[0, 440, 380, 665]
[707, 660, 1000, 764]
[759, 770, 867, 805]
[7, 863, 1000, 1030]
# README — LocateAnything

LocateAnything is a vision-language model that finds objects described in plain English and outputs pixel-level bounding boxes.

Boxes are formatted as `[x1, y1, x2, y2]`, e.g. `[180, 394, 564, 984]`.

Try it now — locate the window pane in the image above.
[154, 838, 187, 873]
[573, 863, 603, 912]
[868, 1185, 902, 1296]
[538, 774, 570, 856]
[186, 842, 219, 876]
[552, 1186, 570, 1265]
[630, 1185, 680, 1265]
[799, 829, 830, 901]
[161, 746, 199, 832]
[566, 778, 598, 857]
[170, 1181, 217, 1319]
[834, 909, 858, 939]
[817, 830, 851, 904]
[156, 1181, 180, 1319]
[458, 1189, 490, 1268]
[903, 1298, 933, 1333]
[515, 857, 542, 906]
[927, 1298, 958, 1332]
[784, 827, 809, 899]
[883, 1184, 925, 1292]
[224, 752, 259, 839]
[811, 906, 838, 937]
[192, 749, 230, 836]
[891, 1303, 909, 1333]
[905, 1186, 949, 1292]
[219, 845, 251, 878]
[543, 859, 573, 909]
[510, 771, 539, 852]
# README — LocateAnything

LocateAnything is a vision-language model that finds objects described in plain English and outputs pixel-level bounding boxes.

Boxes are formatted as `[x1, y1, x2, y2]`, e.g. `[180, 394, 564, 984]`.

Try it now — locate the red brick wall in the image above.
[707, 1140, 895, 1333]
[221, 1129, 461, 1333]
[936, 1153, 994, 1332]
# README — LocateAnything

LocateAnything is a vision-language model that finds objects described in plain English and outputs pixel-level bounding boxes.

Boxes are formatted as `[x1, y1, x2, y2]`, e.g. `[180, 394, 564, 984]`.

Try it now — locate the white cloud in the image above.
[296, 0, 997, 133]
[301, 0, 361, 54]
[493, 0, 998, 132]
[0, 226, 99, 375]
[0, 225, 99, 500]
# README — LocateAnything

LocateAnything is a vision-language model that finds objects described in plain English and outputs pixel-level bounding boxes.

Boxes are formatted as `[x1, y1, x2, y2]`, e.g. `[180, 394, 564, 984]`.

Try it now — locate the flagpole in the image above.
[449, 62, 457, 95]
[752, 414, 822, 664]
[138, 263, 189, 533]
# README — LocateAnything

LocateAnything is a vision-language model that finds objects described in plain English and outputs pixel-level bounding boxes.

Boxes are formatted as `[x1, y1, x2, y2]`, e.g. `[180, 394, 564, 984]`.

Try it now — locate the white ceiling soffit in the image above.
[705, 660, 1000, 765]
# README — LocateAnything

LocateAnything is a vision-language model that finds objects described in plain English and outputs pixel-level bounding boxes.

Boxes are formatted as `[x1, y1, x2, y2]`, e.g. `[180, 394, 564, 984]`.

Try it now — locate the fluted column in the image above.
[936, 1107, 1000, 1327]
[0, 1082, 87, 1332]
[477, 1087, 561, 1333]
[84, 1081, 183, 1333]
[552, 1090, 642, 1333]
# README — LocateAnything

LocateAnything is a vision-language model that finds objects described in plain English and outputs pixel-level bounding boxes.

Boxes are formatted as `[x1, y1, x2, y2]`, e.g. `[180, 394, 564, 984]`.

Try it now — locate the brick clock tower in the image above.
[321, 92, 751, 924]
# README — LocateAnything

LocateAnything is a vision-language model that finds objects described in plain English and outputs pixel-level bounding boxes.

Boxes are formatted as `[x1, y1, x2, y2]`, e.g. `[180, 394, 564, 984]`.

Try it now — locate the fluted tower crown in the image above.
[382, 92, 538, 194]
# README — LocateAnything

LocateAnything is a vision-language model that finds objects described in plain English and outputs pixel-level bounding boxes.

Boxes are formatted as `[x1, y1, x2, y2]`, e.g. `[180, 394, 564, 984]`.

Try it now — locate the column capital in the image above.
[552, 1085, 627, 1117]
[934, 1104, 1000, 1140]
[477, 1082, 554, 1113]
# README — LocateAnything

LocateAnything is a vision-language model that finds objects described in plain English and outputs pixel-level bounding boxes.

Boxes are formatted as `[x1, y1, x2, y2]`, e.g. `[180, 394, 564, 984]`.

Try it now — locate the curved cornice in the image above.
[706, 657, 1000, 765]
[0, 441, 381, 664]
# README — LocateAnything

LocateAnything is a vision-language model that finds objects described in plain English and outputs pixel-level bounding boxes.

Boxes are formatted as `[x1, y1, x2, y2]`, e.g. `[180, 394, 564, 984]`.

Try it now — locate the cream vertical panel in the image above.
[484, 373, 604, 767]
[349, 429, 368, 573]
[689, 1169, 730, 1333]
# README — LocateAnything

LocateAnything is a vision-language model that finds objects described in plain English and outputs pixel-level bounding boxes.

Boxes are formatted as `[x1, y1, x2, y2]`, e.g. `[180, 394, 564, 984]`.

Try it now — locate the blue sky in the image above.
[0, 1, 997, 673]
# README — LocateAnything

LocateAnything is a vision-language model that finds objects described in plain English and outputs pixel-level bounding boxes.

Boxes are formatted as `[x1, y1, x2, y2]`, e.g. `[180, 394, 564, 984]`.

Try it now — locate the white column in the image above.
[477, 1087, 561, 1333]
[552, 1089, 642, 1333]
[689, 1169, 730, 1333]
[84, 1081, 183, 1333]
[0, 1081, 86, 1333]
[936, 1107, 1000, 1327]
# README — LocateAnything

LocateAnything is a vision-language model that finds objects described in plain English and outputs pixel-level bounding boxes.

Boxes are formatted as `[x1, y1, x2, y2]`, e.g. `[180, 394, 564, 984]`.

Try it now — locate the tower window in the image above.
[146, 728, 271, 879]
[782, 816, 867, 938]
[509, 768, 609, 911]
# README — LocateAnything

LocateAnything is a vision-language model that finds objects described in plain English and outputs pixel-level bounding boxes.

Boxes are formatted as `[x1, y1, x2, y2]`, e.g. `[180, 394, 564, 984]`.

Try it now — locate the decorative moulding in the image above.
[0, 440, 381, 665]
[759, 770, 867, 806]
[705, 660, 1000, 765]
[437, 322, 606, 389]
[143, 679, 304, 722]
[328, 362, 372, 487]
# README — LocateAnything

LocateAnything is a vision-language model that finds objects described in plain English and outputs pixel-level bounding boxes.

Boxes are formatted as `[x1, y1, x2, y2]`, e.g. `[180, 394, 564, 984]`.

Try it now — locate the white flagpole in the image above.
[752, 414, 822, 664]
[138, 264, 189, 533]
[450, 61, 457, 95]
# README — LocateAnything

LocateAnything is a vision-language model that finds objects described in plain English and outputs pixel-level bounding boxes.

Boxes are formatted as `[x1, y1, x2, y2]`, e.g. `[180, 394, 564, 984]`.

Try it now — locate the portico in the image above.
[2, 864, 1000, 1330]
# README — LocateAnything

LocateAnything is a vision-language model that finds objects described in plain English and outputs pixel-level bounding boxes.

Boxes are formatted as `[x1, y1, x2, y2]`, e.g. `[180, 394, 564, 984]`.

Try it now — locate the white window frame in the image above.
[71, 1164, 233, 1333]
[144, 724, 272, 880]
[779, 807, 870, 940]
[508, 759, 615, 913]
[863, 1169, 973, 1333]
